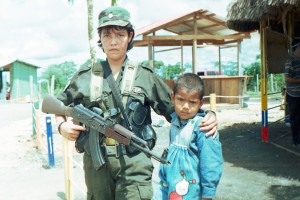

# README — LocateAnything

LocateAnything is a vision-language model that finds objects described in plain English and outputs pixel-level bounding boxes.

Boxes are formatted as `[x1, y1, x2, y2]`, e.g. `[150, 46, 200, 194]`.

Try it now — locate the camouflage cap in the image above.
[98, 6, 131, 28]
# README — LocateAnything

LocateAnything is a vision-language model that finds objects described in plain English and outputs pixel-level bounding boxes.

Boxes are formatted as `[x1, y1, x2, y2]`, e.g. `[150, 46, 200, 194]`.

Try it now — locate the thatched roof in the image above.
[226, 0, 300, 32]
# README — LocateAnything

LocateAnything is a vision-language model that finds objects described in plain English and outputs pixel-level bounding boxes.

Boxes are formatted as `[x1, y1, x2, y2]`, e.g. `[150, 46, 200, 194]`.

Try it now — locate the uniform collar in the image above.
[171, 112, 191, 128]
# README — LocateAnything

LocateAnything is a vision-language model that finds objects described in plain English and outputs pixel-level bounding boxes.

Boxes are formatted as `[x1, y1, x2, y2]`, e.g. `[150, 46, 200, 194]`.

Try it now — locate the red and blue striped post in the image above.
[260, 22, 268, 142]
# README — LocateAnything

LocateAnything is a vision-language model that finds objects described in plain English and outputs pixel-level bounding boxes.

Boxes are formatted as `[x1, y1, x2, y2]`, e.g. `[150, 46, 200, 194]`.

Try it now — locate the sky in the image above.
[0, 0, 260, 72]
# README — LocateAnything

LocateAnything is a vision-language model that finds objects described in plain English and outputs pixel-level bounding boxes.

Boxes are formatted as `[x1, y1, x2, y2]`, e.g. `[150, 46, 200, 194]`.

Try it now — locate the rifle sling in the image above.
[102, 61, 132, 131]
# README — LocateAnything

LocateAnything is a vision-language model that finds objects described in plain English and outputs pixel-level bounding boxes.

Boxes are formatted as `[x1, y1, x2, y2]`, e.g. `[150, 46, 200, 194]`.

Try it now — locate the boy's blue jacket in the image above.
[153, 112, 223, 200]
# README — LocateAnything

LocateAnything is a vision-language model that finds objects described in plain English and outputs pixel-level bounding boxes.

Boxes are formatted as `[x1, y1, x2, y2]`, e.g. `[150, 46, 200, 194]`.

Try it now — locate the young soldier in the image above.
[55, 6, 218, 200]
[153, 73, 222, 200]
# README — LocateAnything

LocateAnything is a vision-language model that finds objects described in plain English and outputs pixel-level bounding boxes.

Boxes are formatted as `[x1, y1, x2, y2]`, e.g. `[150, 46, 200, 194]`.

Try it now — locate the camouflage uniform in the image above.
[57, 57, 173, 199]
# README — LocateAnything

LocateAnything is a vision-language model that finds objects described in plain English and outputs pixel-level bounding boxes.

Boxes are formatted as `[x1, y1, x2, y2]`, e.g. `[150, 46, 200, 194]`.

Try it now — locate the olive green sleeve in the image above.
[149, 73, 174, 122]
[56, 65, 92, 107]
[135, 65, 174, 122]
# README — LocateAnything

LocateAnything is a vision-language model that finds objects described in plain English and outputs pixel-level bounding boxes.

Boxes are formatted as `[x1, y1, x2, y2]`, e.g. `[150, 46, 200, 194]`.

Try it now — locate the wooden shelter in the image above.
[0, 59, 39, 101]
[226, 0, 300, 141]
[134, 9, 252, 74]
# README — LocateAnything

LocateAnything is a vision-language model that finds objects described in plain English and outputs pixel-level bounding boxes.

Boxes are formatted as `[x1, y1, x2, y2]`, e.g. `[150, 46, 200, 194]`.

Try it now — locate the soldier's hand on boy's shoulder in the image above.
[199, 111, 218, 139]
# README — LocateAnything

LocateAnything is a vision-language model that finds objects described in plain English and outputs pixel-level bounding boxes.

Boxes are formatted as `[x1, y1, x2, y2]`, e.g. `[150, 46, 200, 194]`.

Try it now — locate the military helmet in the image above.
[98, 6, 131, 28]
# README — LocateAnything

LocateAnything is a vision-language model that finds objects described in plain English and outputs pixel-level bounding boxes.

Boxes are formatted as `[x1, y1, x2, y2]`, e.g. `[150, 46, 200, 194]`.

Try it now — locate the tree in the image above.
[270, 73, 285, 91]
[183, 62, 192, 73]
[162, 63, 181, 79]
[242, 54, 285, 92]
[141, 60, 181, 79]
[243, 55, 261, 91]
[68, 0, 96, 62]
[212, 61, 238, 75]
[40, 61, 77, 95]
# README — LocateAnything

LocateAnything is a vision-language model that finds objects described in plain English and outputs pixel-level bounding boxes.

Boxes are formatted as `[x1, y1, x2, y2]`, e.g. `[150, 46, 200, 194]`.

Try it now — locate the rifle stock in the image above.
[41, 94, 170, 165]
[42, 94, 72, 116]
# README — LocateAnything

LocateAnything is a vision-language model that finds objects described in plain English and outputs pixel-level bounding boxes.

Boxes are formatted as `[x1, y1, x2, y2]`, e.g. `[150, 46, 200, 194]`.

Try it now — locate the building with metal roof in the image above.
[0, 59, 39, 101]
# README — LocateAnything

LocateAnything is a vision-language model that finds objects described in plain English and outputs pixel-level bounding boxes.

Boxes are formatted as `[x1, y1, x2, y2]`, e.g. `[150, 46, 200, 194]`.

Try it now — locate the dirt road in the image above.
[1, 101, 300, 199]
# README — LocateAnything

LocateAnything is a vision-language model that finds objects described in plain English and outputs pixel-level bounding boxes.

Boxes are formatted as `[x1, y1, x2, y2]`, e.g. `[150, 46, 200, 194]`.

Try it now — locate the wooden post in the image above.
[237, 41, 241, 76]
[210, 93, 217, 112]
[148, 43, 154, 69]
[192, 14, 197, 74]
[181, 40, 184, 74]
[256, 74, 259, 92]
[50, 75, 55, 96]
[260, 21, 268, 142]
[270, 74, 274, 93]
[30, 75, 33, 101]
[63, 138, 74, 200]
[36, 109, 43, 149]
[218, 46, 221, 73]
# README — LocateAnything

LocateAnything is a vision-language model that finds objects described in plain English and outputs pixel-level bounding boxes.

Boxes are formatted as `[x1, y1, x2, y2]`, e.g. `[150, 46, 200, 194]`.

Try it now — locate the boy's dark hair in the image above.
[173, 73, 204, 99]
[97, 24, 135, 52]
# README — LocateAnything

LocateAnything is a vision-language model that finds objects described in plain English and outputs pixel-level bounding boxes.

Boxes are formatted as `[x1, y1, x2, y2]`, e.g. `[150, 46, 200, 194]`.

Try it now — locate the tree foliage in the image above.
[142, 60, 182, 79]
[162, 62, 181, 79]
[243, 55, 261, 91]
[142, 60, 192, 79]
[242, 55, 285, 92]
[141, 60, 165, 71]
[212, 61, 238, 75]
[40, 61, 77, 95]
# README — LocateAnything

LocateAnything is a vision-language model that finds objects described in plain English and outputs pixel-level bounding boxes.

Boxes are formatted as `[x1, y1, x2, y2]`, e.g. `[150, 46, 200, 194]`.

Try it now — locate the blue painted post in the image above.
[46, 116, 55, 167]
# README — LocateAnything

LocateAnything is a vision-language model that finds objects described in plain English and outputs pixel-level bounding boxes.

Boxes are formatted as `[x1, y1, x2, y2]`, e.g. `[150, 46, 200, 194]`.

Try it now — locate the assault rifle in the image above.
[41, 94, 170, 170]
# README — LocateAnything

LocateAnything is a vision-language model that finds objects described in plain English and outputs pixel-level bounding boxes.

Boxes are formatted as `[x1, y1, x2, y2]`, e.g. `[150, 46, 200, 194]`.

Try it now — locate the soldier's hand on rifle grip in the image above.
[56, 116, 86, 141]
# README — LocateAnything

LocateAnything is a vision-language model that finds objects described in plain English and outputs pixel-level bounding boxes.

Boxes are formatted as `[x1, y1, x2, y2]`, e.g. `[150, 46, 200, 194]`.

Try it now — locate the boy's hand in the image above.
[199, 111, 218, 138]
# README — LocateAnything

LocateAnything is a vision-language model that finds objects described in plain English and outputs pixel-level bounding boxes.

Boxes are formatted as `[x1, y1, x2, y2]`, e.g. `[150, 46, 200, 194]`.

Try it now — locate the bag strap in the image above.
[101, 61, 133, 130]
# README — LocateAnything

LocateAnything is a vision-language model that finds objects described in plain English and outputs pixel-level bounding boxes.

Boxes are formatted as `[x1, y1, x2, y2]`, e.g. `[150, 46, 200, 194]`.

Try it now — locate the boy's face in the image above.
[171, 87, 203, 121]
[100, 26, 133, 61]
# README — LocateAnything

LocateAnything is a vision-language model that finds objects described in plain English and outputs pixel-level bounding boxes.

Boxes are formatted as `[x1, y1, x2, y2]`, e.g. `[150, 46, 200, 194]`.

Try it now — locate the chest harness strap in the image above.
[90, 60, 139, 148]
[120, 60, 138, 106]
[90, 62, 104, 102]
[90, 60, 138, 107]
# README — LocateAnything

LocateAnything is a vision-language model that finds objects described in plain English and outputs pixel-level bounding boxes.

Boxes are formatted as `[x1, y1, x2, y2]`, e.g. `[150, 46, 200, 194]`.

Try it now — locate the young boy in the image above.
[153, 73, 223, 200]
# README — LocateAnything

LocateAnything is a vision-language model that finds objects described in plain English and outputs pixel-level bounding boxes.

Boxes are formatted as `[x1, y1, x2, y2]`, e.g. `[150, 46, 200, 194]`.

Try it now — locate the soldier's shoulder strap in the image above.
[121, 60, 139, 106]
[90, 62, 104, 102]
[90, 60, 139, 106]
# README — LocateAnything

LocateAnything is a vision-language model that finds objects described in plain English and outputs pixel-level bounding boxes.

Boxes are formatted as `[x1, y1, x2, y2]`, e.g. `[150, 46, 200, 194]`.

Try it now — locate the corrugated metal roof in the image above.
[134, 9, 251, 47]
